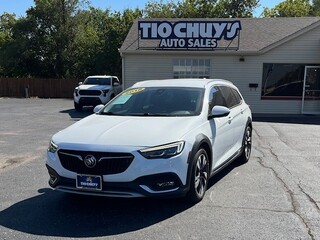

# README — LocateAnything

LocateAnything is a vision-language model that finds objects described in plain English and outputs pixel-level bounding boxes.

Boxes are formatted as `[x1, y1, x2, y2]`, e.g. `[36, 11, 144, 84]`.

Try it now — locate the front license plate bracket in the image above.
[76, 174, 102, 191]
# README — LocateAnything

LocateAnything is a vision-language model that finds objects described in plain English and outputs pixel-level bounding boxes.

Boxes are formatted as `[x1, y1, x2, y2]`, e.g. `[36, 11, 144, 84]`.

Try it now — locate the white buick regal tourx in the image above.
[47, 79, 252, 203]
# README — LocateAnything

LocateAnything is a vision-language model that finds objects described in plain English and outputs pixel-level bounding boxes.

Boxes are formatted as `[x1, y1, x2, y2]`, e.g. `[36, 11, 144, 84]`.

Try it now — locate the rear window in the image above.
[84, 77, 111, 85]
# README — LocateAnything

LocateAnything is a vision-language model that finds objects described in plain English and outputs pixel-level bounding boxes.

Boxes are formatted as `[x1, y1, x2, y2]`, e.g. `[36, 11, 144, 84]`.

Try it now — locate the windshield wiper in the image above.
[142, 113, 169, 116]
[123, 113, 169, 116]
[100, 112, 169, 116]
[100, 112, 116, 115]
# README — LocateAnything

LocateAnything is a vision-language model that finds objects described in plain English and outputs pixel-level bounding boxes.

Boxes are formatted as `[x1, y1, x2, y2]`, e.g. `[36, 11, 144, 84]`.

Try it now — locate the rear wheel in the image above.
[74, 101, 82, 111]
[239, 125, 252, 163]
[186, 148, 209, 203]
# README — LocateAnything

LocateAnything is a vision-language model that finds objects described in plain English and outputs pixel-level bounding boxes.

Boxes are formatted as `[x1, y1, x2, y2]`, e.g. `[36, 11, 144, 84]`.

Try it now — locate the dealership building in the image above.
[120, 17, 320, 114]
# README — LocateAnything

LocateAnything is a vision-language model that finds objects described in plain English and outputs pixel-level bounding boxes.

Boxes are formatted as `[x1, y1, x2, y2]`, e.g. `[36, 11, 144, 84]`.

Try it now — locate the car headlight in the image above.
[48, 140, 58, 153]
[139, 141, 185, 159]
[74, 88, 79, 96]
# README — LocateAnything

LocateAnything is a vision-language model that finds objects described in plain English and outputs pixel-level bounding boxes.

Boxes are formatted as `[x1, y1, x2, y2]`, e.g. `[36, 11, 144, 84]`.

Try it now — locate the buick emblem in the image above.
[84, 155, 97, 168]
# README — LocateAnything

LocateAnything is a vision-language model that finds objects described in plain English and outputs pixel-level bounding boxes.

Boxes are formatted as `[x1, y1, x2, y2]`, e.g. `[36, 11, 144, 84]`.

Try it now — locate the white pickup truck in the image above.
[73, 75, 122, 111]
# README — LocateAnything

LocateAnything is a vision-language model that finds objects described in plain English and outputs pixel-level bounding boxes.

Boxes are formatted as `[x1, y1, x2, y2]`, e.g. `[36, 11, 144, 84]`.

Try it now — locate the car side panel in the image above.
[210, 115, 234, 169]
[230, 104, 246, 151]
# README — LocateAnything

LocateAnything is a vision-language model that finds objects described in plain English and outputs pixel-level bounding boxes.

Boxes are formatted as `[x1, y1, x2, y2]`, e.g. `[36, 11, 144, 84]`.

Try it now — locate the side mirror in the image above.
[113, 82, 120, 87]
[93, 104, 104, 113]
[78, 82, 83, 85]
[208, 106, 230, 119]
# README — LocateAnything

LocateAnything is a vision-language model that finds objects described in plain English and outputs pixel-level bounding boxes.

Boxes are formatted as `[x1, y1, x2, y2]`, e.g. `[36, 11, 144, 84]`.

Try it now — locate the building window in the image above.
[173, 59, 210, 79]
[261, 63, 319, 100]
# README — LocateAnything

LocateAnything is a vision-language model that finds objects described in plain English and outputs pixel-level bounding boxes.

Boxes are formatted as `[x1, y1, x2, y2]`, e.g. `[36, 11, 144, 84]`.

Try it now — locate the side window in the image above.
[220, 86, 238, 108]
[209, 86, 227, 111]
[231, 89, 242, 105]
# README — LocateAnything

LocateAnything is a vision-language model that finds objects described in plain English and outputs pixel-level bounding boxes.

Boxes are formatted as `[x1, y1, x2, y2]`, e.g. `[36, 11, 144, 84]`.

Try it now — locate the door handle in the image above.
[228, 116, 233, 124]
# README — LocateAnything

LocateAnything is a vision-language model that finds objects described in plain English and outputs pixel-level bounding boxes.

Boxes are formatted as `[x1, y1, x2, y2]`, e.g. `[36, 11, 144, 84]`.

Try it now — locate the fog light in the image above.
[138, 173, 182, 193]
[157, 181, 175, 188]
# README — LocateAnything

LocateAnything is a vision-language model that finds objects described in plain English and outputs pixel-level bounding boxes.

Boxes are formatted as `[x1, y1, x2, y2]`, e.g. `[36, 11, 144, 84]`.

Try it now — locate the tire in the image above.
[186, 148, 210, 203]
[74, 101, 82, 111]
[110, 94, 115, 101]
[238, 125, 252, 163]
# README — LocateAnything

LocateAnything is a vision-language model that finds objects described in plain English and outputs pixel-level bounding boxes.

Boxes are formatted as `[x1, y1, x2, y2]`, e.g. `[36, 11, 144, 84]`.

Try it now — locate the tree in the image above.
[68, 7, 108, 77]
[0, 1, 142, 78]
[214, 0, 260, 18]
[98, 8, 142, 78]
[0, 14, 40, 77]
[144, 0, 178, 18]
[144, 0, 259, 18]
[0, 13, 16, 44]
[176, 0, 217, 18]
[67, 7, 142, 78]
[24, 0, 86, 77]
[311, 0, 320, 15]
[0, 13, 17, 76]
[262, 0, 312, 17]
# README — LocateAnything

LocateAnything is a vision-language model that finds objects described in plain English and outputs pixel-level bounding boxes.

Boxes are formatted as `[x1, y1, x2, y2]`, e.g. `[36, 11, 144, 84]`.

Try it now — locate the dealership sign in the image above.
[138, 21, 241, 49]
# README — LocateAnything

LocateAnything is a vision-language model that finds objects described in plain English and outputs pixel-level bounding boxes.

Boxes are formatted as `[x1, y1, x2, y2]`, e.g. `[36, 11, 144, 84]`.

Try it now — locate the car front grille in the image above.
[79, 90, 101, 96]
[79, 97, 102, 105]
[58, 149, 134, 175]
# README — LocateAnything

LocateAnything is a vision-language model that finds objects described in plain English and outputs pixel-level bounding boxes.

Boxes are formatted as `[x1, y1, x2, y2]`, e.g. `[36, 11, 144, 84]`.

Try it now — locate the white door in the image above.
[211, 116, 234, 169]
[208, 86, 234, 169]
[302, 66, 320, 114]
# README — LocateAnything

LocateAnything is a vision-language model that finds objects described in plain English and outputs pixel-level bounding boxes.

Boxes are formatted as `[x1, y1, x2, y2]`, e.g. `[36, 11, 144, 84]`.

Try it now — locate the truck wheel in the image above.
[74, 102, 82, 111]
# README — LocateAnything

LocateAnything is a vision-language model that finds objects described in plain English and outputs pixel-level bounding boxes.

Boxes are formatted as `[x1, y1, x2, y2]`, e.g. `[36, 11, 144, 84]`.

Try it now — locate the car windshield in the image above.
[100, 87, 204, 116]
[83, 77, 111, 85]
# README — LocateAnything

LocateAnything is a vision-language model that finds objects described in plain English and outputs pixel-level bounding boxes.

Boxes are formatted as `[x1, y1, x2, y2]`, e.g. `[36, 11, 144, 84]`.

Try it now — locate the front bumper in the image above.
[74, 94, 109, 106]
[46, 164, 188, 198]
[46, 145, 191, 198]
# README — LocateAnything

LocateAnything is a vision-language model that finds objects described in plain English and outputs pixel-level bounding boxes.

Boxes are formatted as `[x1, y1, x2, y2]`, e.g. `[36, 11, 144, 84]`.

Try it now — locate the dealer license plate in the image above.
[76, 174, 102, 191]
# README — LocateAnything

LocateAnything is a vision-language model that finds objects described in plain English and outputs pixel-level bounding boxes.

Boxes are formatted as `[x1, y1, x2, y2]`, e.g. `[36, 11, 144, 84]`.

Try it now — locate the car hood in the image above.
[77, 85, 111, 90]
[53, 114, 201, 149]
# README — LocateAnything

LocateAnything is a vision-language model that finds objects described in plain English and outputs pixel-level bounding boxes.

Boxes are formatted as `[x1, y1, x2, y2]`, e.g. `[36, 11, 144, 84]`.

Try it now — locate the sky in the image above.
[0, 0, 283, 18]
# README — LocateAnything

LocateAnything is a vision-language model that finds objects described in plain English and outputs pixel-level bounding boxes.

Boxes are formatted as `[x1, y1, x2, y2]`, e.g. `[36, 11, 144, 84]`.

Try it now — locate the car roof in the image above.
[132, 78, 234, 88]
[86, 75, 117, 78]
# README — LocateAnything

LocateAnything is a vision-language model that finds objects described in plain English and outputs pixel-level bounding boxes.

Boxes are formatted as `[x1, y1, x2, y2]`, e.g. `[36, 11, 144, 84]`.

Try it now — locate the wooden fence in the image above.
[0, 78, 80, 98]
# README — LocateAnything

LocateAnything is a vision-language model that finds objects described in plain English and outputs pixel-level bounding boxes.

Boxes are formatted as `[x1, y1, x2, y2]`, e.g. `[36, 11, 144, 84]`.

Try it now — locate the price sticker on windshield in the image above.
[123, 88, 145, 95]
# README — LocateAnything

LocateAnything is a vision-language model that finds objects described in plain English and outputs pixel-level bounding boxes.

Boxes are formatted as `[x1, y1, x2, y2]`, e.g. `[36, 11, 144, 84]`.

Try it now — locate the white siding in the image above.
[123, 55, 173, 88]
[122, 26, 320, 114]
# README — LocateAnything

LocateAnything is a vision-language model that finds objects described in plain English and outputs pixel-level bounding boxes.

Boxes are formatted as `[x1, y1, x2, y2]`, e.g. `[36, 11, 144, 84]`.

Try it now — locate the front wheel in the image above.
[238, 125, 252, 163]
[74, 101, 82, 111]
[186, 148, 210, 203]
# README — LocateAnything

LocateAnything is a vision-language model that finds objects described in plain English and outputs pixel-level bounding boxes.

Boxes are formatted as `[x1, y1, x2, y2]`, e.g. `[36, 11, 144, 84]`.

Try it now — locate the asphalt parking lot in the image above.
[1, 98, 320, 240]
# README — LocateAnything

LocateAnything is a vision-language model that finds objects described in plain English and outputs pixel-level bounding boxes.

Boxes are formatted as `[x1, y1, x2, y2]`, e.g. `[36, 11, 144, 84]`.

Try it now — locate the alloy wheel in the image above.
[194, 153, 208, 197]
[244, 127, 252, 160]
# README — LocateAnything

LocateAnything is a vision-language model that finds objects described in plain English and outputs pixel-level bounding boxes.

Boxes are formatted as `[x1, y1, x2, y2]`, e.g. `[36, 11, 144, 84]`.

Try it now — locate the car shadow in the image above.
[60, 108, 93, 119]
[0, 188, 193, 238]
[0, 161, 242, 238]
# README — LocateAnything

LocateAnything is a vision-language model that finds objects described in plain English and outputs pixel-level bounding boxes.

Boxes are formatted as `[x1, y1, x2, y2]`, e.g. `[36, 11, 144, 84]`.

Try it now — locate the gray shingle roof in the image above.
[120, 17, 320, 54]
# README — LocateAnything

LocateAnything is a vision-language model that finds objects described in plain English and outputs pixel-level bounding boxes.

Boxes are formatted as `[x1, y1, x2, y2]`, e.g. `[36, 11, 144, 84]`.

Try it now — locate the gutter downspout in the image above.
[120, 51, 125, 91]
